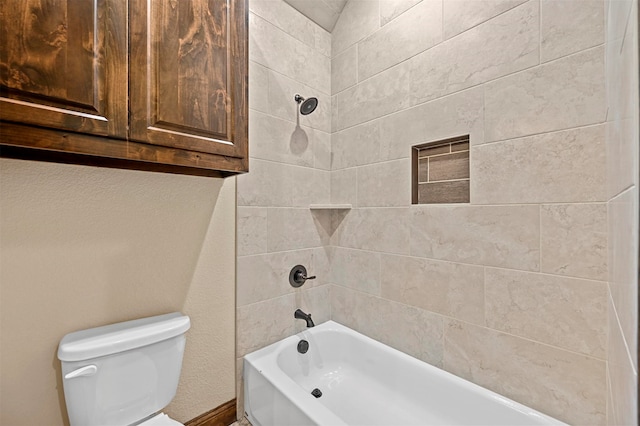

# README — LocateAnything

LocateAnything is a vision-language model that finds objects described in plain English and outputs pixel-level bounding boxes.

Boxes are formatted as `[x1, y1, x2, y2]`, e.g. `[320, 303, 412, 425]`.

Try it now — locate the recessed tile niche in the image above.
[412, 136, 470, 204]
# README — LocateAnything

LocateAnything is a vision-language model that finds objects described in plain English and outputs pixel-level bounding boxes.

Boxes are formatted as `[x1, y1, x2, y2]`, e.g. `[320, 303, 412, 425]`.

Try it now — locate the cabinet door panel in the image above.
[130, 0, 248, 158]
[0, 0, 128, 137]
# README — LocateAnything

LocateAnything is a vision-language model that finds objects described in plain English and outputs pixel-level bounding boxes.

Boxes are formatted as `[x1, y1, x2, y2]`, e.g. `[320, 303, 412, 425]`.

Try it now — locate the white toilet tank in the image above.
[57, 312, 191, 426]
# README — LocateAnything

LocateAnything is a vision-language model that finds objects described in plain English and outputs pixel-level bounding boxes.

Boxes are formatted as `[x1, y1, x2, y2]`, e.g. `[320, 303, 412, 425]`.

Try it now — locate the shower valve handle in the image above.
[298, 272, 316, 281]
[289, 265, 315, 287]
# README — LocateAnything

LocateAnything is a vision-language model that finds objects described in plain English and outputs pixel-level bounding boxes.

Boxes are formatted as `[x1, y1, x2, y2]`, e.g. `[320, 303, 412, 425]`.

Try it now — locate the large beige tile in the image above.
[472, 125, 607, 204]
[249, 61, 269, 113]
[608, 188, 639, 361]
[540, 0, 604, 63]
[237, 250, 312, 306]
[381, 254, 484, 324]
[541, 203, 607, 281]
[332, 0, 379, 56]
[331, 285, 444, 367]
[268, 71, 331, 133]
[332, 45, 358, 95]
[444, 320, 606, 425]
[267, 208, 331, 252]
[443, 0, 528, 40]
[237, 293, 296, 357]
[606, 0, 633, 44]
[312, 129, 332, 171]
[314, 25, 331, 57]
[283, 0, 344, 34]
[291, 167, 330, 207]
[237, 158, 292, 207]
[337, 62, 411, 130]
[379, 0, 423, 26]
[606, 3, 639, 198]
[249, 111, 313, 167]
[357, 159, 411, 207]
[294, 284, 332, 333]
[484, 46, 605, 142]
[331, 95, 338, 133]
[330, 168, 357, 205]
[358, 0, 442, 81]
[331, 120, 381, 170]
[410, 1, 539, 105]
[379, 87, 484, 161]
[606, 3, 637, 124]
[607, 368, 615, 426]
[410, 205, 540, 271]
[331, 247, 381, 295]
[235, 357, 245, 423]
[485, 268, 607, 358]
[332, 208, 411, 254]
[237, 207, 268, 256]
[250, 13, 330, 93]
[249, 0, 321, 52]
[608, 295, 639, 425]
[310, 246, 332, 287]
[606, 117, 638, 199]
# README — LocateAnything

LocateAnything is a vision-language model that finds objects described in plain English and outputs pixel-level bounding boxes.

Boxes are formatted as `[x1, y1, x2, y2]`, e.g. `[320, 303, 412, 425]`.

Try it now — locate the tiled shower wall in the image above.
[237, 0, 638, 425]
[235, 0, 333, 413]
[606, 0, 639, 424]
[330, 1, 609, 424]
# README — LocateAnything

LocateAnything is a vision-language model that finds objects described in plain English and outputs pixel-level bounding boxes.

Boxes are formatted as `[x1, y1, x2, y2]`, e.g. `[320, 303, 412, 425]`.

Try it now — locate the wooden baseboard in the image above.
[185, 399, 237, 426]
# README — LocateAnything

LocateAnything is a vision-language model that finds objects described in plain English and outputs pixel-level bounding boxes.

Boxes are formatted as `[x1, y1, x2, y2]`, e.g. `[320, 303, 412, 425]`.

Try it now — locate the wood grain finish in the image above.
[185, 399, 237, 426]
[0, 0, 128, 137]
[129, 0, 248, 158]
[0, 0, 248, 176]
[0, 122, 246, 177]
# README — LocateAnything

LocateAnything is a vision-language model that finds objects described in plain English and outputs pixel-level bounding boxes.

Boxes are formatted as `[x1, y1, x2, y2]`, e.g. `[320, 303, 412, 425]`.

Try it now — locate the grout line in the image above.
[446, 314, 609, 363]
[333, 283, 608, 362]
[332, 42, 605, 133]
[418, 178, 470, 185]
[249, 106, 331, 135]
[619, 0, 634, 55]
[328, 245, 609, 284]
[474, 121, 607, 147]
[249, 9, 331, 59]
[334, 0, 537, 99]
[608, 290, 638, 374]
[246, 155, 330, 171]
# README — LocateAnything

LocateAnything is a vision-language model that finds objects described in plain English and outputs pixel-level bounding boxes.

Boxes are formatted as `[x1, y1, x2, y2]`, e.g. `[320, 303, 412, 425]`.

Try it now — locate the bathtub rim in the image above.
[243, 320, 567, 426]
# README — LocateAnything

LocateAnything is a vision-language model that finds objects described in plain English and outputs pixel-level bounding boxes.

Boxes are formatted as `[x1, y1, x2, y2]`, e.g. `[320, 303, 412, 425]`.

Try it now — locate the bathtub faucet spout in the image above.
[294, 309, 315, 327]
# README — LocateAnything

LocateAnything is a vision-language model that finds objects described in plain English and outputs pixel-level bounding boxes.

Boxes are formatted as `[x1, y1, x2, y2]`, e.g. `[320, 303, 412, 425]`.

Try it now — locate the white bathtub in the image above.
[243, 321, 567, 426]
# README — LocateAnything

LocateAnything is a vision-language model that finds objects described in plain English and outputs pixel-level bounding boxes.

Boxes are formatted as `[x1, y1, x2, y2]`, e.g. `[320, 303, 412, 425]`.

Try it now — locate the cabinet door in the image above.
[129, 0, 248, 159]
[0, 0, 128, 138]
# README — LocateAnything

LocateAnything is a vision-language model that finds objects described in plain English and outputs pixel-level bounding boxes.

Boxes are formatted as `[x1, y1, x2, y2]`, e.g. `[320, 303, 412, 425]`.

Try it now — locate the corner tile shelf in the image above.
[309, 204, 352, 210]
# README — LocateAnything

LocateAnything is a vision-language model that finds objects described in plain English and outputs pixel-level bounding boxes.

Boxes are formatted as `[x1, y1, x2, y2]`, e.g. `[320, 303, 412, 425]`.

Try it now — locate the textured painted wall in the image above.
[605, 0, 639, 423]
[330, 1, 608, 424]
[0, 159, 236, 425]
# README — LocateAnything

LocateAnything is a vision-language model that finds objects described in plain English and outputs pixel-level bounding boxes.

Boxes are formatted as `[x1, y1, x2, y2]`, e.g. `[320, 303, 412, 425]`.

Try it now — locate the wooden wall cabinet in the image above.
[0, 0, 248, 177]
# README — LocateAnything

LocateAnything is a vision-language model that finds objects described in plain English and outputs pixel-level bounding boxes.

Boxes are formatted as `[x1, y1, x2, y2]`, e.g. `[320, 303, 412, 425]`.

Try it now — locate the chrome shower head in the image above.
[295, 94, 318, 115]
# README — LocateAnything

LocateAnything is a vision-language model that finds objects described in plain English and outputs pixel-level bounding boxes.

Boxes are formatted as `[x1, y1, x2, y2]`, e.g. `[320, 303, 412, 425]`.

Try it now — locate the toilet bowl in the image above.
[57, 313, 191, 426]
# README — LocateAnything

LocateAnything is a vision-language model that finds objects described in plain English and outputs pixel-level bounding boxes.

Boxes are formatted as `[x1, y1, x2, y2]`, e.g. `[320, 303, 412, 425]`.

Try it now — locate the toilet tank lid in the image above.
[57, 312, 191, 362]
